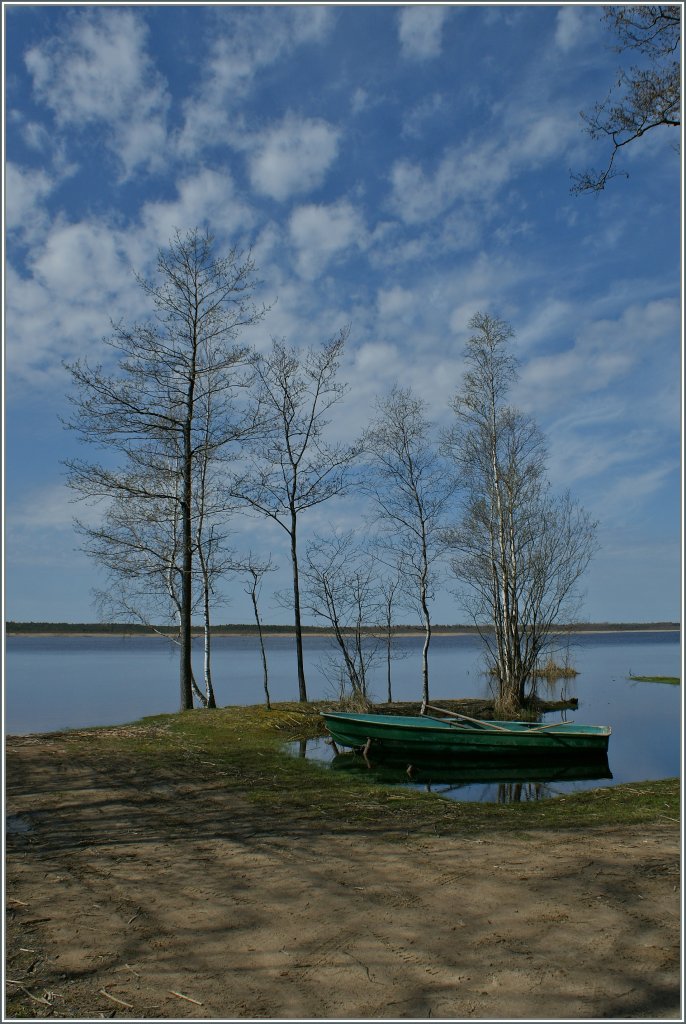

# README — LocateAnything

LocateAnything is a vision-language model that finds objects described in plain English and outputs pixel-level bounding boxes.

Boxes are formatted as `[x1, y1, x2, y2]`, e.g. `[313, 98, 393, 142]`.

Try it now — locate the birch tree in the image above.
[363, 386, 455, 712]
[443, 313, 598, 716]
[64, 228, 266, 710]
[233, 332, 359, 702]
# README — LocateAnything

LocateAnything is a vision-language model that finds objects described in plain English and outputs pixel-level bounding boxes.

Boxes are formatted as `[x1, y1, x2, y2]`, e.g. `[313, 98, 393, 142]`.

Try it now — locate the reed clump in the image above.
[487, 659, 579, 684]
[532, 658, 579, 682]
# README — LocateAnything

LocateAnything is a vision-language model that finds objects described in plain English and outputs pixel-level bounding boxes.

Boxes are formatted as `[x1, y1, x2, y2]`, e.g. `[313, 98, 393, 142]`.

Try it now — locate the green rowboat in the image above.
[321, 710, 611, 759]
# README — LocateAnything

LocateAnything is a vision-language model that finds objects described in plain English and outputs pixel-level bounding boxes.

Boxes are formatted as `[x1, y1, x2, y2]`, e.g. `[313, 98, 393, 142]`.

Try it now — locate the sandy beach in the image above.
[5, 731, 680, 1020]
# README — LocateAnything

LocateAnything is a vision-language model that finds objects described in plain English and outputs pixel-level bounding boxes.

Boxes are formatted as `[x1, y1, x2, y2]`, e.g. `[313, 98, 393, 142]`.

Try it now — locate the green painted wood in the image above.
[321, 712, 611, 759]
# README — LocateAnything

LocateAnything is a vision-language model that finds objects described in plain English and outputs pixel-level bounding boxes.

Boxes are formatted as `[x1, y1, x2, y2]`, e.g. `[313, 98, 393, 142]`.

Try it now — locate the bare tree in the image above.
[443, 313, 598, 716]
[572, 5, 680, 193]
[79, 464, 214, 707]
[378, 570, 403, 704]
[192, 366, 258, 709]
[243, 555, 277, 710]
[73, 440, 237, 710]
[363, 386, 456, 712]
[300, 533, 380, 703]
[233, 332, 360, 702]
[64, 228, 266, 710]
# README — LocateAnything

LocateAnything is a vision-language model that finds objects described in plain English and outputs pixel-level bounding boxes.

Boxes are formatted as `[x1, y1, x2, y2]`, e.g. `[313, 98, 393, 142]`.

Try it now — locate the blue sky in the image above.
[4, 3, 682, 626]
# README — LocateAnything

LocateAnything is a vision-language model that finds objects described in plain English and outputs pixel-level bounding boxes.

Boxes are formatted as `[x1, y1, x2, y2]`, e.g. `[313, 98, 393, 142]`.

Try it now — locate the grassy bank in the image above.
[50, 702, 679, 834]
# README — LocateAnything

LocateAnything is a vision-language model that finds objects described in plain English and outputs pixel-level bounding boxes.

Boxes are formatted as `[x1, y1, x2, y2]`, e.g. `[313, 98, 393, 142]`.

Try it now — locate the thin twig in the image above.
[170, 989, 203, 1005]
[99, 989, 134, 1009]
[114, 963, 141, 977]
[6, 980, 53, 1006]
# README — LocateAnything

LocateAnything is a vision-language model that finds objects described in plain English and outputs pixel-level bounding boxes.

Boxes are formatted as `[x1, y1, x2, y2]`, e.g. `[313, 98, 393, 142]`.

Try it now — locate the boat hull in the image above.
[321, 712, 611, 759]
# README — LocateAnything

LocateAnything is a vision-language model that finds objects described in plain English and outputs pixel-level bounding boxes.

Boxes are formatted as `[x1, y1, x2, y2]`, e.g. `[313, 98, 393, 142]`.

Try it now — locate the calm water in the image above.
[5, 631, 681, 803]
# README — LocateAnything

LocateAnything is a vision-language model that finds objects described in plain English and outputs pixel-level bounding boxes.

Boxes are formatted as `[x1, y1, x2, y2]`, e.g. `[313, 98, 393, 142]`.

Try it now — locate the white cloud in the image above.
[5, 255, 125, 389]
[516, 299, 575, 351]
[288, 5, 335, 44]
[6, 164, 264, 391]
[554, 6, 587, 52]
[5, 163, 55, 238]
[289, 200, 366, 279]
[351, 88, 369, 115]
[521, 298, 680, 408]
[24, 8, 169, 178]
[377, 286, 416, 321]
[12, 482, 88, 532]
[353, 340, 401, 377]
[248, 114, 340, 202]
[389, 105, 578, 226]
[398, 6, 448, 60]
[176, 6, 335, 158]
[6, 165, 266, 391]
[138, 168, 255, 250]
[6, 215, 145, 388]
[31, 220, 132, 304]
[389, 142, 507, 225]
[19, 119, 52, 153]
[596, 462, 678, 515]
[402, 92, 447, 139]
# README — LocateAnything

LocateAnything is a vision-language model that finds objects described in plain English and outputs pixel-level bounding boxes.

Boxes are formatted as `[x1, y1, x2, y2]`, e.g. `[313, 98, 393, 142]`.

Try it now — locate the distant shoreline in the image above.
[6, 622, 681, 639]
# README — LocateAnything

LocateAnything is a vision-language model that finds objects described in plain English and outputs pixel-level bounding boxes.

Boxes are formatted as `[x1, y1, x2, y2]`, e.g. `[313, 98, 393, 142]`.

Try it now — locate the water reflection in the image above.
[290, 737, 613, 805]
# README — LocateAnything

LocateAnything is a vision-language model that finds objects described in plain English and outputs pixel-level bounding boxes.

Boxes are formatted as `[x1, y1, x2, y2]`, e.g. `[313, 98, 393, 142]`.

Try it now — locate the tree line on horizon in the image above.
[63, 229, 598, 717]
[7, 621, 680, 635]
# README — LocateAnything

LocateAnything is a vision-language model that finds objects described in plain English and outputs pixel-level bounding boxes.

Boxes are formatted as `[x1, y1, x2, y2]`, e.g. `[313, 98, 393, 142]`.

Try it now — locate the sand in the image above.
[5, 733, 680, 1020]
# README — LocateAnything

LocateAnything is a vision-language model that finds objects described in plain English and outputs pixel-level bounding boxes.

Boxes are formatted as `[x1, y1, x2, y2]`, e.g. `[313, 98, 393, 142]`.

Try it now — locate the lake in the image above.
[5, 630, 681, 803]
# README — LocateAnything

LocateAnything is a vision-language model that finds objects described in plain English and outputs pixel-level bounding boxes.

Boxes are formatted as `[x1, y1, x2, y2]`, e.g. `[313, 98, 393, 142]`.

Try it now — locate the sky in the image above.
[3, 2, 682, 627]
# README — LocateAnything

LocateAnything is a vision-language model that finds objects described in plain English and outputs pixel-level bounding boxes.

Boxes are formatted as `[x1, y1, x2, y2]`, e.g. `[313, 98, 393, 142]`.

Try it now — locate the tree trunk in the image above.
[386, 624, 393, 704]
[179, 330, 196, 710]
[251, 588, 271, 710]
[196, 532, 217, 709]
[420, 580, 431, 713]
[179, 483, 194, 710]
[191, 667, 208, 707]
[290, 512, 308, 702]
[203, 594, 217, 708]
[418, 517, 432, 712]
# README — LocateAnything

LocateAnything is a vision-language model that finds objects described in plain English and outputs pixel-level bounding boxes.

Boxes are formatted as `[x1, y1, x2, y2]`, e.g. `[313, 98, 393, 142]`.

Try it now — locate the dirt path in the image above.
[5, 735, 680, 1020]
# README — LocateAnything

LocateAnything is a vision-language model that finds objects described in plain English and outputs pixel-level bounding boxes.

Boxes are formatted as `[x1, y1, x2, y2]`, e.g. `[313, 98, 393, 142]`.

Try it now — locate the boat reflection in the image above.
[329, 749, 613, 804]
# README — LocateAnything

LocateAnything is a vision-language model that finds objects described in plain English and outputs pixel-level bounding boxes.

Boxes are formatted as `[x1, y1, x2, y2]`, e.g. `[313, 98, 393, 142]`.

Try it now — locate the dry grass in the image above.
[532, 657, 579, 681]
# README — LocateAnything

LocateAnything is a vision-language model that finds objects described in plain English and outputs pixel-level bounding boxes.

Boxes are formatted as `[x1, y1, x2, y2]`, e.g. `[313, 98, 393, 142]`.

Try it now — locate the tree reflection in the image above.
[497, 782, 546, 804]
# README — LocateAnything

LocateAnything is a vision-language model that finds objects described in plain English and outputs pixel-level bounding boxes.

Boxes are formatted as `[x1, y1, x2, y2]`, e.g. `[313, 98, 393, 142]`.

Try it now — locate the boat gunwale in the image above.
[321, 711, 611, 738]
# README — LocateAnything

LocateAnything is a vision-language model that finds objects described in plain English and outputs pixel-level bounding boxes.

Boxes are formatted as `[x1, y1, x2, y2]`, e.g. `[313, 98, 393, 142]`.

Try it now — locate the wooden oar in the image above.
[423, 704, 513, 733]
[523, 720, 575, 733]
[422, 714, 471, 728]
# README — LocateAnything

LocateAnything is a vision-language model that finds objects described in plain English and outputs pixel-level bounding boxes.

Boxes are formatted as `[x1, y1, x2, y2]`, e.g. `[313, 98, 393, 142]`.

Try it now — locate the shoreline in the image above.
[6, 626, 681, 639]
